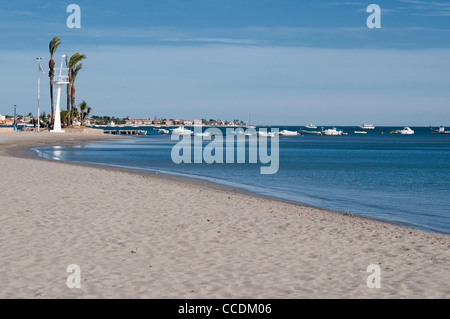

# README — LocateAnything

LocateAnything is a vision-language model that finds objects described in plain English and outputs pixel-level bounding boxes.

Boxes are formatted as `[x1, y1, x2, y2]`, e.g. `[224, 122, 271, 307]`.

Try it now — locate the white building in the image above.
[0, 114, 5, 121]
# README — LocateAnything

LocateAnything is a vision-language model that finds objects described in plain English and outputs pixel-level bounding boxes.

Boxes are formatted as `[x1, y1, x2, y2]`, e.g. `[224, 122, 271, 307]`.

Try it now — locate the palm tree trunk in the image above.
[66, 83, 71, 126]
[71, 84, 76, 126]
[49, 70, 54, 129]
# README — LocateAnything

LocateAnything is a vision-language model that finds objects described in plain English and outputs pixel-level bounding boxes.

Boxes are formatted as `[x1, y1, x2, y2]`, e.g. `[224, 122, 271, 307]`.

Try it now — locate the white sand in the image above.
[0, 132, 449, 298]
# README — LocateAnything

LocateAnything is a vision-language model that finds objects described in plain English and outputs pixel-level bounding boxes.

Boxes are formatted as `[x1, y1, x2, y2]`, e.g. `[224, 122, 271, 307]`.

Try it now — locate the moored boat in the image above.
[156, 128, 169, 134]
[299, 129, 321, 135]
[278, 130, 298, 136]
[257, 131, 277, 137]
[391, 127, 414, 135]
[358, 124, 375, 129]
[191, 131, 211, 137]
[171, 126, 193, 135]
[322, 128, 344, 136]
[431, 126, 450, 134]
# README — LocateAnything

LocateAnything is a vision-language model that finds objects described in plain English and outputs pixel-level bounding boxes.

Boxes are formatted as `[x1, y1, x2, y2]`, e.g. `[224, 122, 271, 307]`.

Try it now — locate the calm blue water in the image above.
[34, 126, 450, 234]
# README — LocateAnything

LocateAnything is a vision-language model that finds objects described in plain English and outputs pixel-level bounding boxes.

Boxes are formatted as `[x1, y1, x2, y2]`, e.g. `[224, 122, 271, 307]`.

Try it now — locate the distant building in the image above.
[0, 114, 5, 121]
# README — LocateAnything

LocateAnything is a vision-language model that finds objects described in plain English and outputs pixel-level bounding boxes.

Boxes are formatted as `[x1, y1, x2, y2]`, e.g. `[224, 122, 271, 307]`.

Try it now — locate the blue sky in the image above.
[1, 0, 450, 125]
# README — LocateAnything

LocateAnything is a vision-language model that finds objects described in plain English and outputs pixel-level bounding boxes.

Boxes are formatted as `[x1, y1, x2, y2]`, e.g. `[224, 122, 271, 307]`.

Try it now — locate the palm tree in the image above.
[73, 106, 79, 120]
[71, 63, 83, 125]
[79, 101, 92, 125]
[49, 36, 61, 128]
[60, 110, 69, 127]
[67, 53, 86, 126]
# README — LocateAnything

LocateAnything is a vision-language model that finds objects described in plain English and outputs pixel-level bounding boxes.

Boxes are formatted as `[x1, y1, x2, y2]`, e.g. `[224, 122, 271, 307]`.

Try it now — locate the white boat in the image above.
[431, 126, 450, 134]
[245, 114, 256, 129]
[391, 127, 414, 135]
[358, 124, 375, 129]
[257, 131, 276, 137]
[156, 128, 169, 134]
[354, 131, 368, 134]
[322, 128, 344, 136]
[306, 124, 317, 129]
[191, 131, 211, 137]
[278, 130, 298, 136]
[232, 130, 254, 136]
[171, 126, 193, 135]
[18, 123, 34, 128]
[299, 129, 321, 135]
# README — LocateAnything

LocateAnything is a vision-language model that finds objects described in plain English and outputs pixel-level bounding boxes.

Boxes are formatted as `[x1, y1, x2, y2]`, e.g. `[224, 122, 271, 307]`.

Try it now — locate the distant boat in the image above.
[322, 128, 344, 136]
[431, 126, 450, 134]
[171, 126, 193, 135]
[299, 129, 321, 135]
[191, 131, 211, 137]
[391, 127, 414, 135]
[246, 114, 256, 129]
[232, 130, 254, 136]
[354, 131, 368, 134]
[257, 131, 277, 137]
[305, 124, 317, 129]
[358, 124, 375, 129]
[18, 123, 34, 128]
[278, 130, 298, 136]
[156, 128, 169, 135]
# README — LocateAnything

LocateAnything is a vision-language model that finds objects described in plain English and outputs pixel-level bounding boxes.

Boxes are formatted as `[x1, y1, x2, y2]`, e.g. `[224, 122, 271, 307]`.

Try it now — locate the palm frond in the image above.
[79, 100, 87, 112]
[71, 63, 83, 84]
[68, 53, 87, 69]
[49, 36, 61, 57]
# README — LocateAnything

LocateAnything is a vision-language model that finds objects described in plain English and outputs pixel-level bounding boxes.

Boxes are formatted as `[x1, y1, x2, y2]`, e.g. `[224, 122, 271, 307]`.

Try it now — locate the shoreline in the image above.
[3, 131, 424, 234]
[0, 131, 449, 298]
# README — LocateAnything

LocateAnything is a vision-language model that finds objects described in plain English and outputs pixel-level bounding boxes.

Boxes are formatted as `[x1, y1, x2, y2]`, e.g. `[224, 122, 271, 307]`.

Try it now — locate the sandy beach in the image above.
[0, 131, 449, 299]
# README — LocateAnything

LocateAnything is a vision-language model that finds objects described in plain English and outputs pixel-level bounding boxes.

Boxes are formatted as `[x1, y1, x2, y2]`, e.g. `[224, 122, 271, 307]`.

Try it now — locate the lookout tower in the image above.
[51, 55, 69, 133]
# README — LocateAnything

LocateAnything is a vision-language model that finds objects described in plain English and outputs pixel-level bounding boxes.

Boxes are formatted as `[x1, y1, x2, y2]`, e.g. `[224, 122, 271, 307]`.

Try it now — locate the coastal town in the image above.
[0, 112, 247, 129]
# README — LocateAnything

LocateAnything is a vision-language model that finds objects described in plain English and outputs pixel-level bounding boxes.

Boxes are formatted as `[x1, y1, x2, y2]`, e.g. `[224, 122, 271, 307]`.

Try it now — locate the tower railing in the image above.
[54, 68, 69, 84]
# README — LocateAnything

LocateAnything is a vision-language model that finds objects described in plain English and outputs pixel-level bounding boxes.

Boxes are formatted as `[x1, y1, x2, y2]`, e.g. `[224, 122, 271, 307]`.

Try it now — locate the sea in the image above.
[33, 126, 450, 234]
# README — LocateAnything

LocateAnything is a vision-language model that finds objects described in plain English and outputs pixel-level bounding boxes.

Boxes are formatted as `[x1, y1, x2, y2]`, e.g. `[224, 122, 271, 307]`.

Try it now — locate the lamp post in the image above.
[36, 57, 45, 132]
[13, 105, 17, 131]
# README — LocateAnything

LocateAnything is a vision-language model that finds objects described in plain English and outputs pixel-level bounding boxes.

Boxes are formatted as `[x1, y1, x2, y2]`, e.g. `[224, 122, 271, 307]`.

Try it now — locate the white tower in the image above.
[51, 55, 69, 133]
